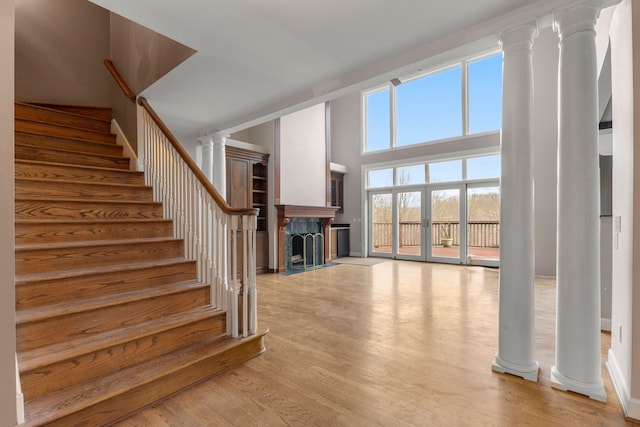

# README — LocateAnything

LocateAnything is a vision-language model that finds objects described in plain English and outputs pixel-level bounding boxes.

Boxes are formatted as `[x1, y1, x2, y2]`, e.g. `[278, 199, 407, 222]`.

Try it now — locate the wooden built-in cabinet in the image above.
[330, 171, 344, 214]
[226, 146, 269, 272]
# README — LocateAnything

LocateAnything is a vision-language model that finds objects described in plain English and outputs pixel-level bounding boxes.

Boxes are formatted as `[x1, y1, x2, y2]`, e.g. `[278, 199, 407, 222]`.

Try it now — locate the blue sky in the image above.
[366, 52, 502, 152]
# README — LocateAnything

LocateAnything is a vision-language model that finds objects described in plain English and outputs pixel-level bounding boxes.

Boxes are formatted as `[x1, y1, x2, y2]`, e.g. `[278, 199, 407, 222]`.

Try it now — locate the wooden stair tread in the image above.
[16, 195, 161, 205]
[18, 306, 225, 372]
[15, 118, 115, 138]
[15, 236, 181, 252]
[16, 279, 206, 325]
[16, 102, 112, 126]
[15, 159, 140, 175]
[16, 176, 150, 191]
[26, 103, 112, 121]
[15, 142, 125, 161]
[15, 257, 192, 284]
[22, 329, 267, 426]
[16, 130, 119, 148]
[15, 218, 170, 225]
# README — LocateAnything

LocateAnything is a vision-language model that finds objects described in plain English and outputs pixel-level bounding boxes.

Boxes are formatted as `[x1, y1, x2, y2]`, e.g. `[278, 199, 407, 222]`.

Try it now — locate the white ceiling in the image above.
[88, 0, 586, 141]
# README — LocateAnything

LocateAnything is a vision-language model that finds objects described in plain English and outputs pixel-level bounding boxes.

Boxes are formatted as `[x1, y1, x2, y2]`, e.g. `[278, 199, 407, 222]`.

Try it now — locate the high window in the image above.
[365, 154, 500, 189]
[363, 52, 502, 153]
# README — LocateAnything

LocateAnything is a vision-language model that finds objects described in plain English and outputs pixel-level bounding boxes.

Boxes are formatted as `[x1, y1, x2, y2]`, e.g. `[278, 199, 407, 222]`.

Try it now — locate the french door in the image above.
[368, 188, 424, 261]
[426, 185, 463, 264]
[368, 181, 499, 267]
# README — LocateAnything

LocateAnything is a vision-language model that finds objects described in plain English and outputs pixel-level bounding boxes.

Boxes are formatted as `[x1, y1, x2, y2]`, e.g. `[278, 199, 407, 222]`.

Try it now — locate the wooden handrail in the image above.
[138, 97, 257, 216]
[104, 59, 136, 100]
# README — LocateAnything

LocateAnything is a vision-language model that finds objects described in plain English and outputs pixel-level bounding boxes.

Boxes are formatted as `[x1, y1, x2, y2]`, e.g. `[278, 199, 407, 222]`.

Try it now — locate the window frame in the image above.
[362, 50, 502, 154]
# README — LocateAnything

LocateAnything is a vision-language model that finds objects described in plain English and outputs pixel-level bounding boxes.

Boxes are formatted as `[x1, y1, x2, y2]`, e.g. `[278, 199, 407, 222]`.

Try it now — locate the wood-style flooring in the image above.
[115, 260, 634, 426]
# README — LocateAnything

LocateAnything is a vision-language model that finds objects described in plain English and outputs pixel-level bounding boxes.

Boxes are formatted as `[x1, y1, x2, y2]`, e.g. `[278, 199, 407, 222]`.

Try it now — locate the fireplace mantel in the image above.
[276, 205, 339, 273]
[276, 204, 339, 220]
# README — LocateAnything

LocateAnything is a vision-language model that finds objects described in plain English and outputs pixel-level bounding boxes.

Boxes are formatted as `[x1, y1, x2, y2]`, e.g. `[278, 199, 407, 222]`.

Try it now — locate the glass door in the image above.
[369, 192, 393, 257]
[396, 189, 424, 260]
[466, 184, 500, 267]
[427, 186, 463, 264]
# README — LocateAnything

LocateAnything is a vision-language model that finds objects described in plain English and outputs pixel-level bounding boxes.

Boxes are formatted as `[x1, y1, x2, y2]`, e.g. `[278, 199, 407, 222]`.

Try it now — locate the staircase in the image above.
[14, 102, 266, 426]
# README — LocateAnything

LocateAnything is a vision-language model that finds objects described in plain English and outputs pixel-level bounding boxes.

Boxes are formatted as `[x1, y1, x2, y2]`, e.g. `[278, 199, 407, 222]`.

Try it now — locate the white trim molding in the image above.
[607, 349, 640, 420]
[16, 355, 24, 425]
[111, 119, 139, 171]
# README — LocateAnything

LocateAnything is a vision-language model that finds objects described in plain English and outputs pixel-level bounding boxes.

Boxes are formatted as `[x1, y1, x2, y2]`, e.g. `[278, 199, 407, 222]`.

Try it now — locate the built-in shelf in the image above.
[226, 145, 270, 272]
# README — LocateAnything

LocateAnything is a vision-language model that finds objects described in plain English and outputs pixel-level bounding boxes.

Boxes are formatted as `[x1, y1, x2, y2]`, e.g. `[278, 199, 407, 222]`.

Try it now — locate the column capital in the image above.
[553, 0, 601, 42]
[198, 134, 214, 146]
[499, 21, 538, 52]
[212, 132, 229, 146]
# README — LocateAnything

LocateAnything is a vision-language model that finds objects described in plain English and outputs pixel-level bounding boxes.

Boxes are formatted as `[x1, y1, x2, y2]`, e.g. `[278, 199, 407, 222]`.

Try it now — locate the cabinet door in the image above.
[227, 158, 250, 208]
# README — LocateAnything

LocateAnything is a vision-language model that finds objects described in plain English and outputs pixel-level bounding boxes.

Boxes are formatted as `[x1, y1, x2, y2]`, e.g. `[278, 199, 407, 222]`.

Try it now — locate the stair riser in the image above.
[36, 335, 266, 427]
[16, 103, 112, 133]
[15, 180, 154, 202]
[15, 161, 144, 186]
[20, 315, 225, 400]
[16, 119, 116, 144]
[17, 286, 211, 352]
[16, 220, 173, 245]
[15, 200, 163, 221]
[16, 261, 197, 309]
[16, 133, 122, 156]
[15, 144, 130, 170]
[16, 240, 185, 275]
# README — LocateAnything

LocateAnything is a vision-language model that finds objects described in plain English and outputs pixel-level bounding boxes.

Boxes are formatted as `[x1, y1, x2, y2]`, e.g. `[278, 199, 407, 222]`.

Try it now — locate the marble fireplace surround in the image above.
[276, 205, 338, 273]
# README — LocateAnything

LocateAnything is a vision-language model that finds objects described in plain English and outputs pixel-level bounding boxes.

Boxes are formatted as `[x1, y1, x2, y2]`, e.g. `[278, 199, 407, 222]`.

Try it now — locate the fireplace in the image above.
[276, 205, 338, 273]
[288, 219, 324, 272]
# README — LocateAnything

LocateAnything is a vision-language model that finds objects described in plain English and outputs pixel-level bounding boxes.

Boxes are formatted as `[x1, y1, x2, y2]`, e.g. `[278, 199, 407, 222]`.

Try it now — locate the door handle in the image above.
[423, 219, 430, 228]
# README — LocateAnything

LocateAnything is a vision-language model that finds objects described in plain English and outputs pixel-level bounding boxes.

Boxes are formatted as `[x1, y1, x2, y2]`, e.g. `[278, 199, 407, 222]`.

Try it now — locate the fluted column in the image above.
[212, 132, 228, 197]
[491, 22, 539, 382]
[552, 1, 606, 402]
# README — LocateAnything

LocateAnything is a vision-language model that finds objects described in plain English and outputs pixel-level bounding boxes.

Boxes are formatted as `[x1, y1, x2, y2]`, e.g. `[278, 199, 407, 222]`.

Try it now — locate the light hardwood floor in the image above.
[115, 260, 635, 426]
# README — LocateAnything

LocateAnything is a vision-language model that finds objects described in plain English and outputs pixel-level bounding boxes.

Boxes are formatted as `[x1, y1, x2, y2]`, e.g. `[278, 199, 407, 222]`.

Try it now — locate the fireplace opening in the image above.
[290, 233, 324, 272]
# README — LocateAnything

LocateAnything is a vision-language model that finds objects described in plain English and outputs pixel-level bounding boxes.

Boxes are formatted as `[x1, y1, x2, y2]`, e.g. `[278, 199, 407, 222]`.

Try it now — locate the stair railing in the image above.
[137, 97, 258, 338]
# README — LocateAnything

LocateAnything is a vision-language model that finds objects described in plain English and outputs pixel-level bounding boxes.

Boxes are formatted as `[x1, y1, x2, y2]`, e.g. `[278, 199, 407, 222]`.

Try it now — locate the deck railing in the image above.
[138, 97, 258, 338]
[373, 221, 500, 248]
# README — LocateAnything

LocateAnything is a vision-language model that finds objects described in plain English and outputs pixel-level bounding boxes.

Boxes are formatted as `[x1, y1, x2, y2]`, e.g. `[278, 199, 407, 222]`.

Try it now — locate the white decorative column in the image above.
[552, 1, 606, 402]
[491, 22, 539, 382]
[199, 133, 227, 197]
[212, 132, 228, 197]
[199, 135, 214, 182]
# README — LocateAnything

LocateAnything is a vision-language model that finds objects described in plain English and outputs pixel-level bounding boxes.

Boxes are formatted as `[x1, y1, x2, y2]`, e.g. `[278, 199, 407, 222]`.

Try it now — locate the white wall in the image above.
[532, 27, 559, 277]
[330, 94, 362, 254]
[608, 0, 640, 419]
[280, 103, 326, 206]
[1, 0, 18, 425]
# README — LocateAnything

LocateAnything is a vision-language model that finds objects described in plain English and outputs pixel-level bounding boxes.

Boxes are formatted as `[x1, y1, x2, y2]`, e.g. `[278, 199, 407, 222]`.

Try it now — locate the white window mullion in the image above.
[390, 84, 397, 149]
[462, 60, 469, 136]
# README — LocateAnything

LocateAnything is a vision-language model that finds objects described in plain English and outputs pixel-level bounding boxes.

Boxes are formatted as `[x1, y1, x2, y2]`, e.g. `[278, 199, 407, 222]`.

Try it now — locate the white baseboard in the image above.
[607, 349, 640, 421]
[16, 391, 24, 425]
[16, 355, 24, 424]
[629, 398, 640, 422]
[601, 318, 612, 332]
[111, 119, 139, 171]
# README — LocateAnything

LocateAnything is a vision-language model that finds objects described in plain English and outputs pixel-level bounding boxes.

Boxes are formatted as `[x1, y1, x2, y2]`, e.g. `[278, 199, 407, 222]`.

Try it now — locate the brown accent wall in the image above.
[108, 13, 195, 151]
[15, 0, 111, 106]
[1, 0, 17, 424]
